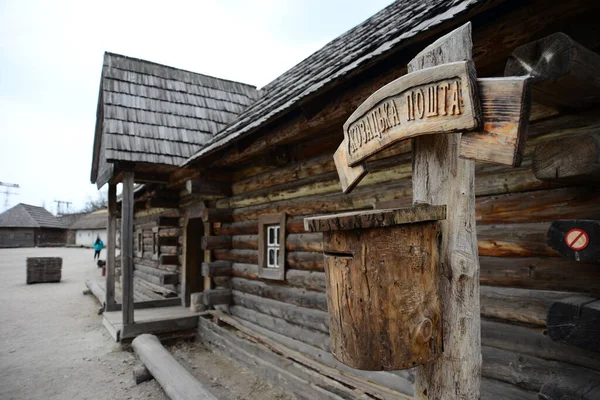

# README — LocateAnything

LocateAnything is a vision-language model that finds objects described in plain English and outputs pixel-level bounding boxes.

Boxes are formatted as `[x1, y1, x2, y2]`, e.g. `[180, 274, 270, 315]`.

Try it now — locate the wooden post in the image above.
[121, 172, 135, 326]
[409, 23, 481, 399]
[105, 183, 117, 311]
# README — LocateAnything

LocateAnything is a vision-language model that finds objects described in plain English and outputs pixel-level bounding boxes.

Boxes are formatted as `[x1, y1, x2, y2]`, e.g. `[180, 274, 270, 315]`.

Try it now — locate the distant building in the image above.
[69, 209, 112, 247]
[0, 203, 67, 247]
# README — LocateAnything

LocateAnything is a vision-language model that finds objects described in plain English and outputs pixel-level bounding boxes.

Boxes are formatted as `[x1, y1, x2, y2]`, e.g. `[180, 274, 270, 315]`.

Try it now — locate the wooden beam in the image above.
[409, 23, 481, 399]
[546, 219, 600, 262]
[121, 171, 135, 325]
[107, 298, 182, 311]
[131, 334, 217, 399]
[505, 32, 600, 108]
[533, 133, 600, 182]
[547, 296, 600, 353]
[133, 172, 171, 184]
[106, 183, 117, 310]
[201, 208, 234, 223]
[157, 217, 179, 227]
[134, 264, 179, 285]
[201, 261, 233, 277]
[146, 198, 179, 209]
[183, 179, 231, 197]
[202, 289, 232, 306]
[200, 236, 232, 250]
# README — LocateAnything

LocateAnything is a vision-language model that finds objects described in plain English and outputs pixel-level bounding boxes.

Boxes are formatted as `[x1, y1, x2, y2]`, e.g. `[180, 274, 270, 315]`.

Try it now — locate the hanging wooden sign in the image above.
[344, 61, 481, 166]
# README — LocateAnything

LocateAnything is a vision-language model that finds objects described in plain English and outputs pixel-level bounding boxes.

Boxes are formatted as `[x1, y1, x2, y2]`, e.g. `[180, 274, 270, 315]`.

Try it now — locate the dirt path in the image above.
[0, 248, 294, 400]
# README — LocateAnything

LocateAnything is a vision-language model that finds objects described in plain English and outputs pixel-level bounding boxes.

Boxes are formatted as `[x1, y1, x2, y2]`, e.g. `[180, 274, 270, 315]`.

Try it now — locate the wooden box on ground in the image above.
[26, 257, 62, 284]
[305, 205, 445, 370]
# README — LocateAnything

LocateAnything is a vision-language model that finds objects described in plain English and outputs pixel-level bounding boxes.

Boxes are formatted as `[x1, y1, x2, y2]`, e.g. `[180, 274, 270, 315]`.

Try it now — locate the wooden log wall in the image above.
[196, 104, 600, 397]
[132, 207, 182, 300]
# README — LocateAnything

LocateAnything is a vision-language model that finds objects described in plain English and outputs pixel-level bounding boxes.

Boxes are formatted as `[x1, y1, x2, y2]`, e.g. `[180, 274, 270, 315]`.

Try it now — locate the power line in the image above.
[0, 182, 20, 210]
[53, 200, 72, 216]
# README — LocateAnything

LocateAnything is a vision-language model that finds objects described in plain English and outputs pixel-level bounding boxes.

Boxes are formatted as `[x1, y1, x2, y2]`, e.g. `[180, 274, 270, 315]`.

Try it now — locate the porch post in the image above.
[121, 172, 135, 325]
[105, 183, 117, 311]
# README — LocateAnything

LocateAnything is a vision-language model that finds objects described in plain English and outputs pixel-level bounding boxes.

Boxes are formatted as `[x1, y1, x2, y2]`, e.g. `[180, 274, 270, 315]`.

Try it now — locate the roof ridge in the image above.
[103, 51, 259, 90]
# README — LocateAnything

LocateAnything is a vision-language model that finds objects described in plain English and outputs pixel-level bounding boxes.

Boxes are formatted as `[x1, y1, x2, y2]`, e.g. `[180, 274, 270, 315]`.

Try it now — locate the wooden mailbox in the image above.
[305, 205, 446, 370]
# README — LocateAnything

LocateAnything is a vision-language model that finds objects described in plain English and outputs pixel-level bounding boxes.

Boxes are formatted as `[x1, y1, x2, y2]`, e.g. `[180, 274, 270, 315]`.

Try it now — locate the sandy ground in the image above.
[0, 247, 294, 400]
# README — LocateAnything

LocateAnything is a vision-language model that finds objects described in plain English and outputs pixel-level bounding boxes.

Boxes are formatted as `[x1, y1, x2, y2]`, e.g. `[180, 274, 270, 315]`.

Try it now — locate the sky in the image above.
[0, 0, 393, 215]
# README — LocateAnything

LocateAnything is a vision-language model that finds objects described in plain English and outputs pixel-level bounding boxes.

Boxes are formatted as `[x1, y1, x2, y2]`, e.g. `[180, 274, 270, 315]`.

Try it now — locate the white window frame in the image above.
[258, 213, 286, 280]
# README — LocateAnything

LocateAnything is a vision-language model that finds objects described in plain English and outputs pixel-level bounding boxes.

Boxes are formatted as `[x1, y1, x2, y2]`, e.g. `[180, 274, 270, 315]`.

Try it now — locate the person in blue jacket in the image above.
[93, 236, 104, 260]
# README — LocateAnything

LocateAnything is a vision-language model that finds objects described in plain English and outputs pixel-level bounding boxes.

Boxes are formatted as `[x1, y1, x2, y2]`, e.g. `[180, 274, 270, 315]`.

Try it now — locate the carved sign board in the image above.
[344, 61, 481, 166]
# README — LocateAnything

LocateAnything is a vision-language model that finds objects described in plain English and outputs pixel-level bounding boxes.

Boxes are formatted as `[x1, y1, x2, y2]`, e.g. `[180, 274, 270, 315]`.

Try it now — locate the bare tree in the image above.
[82, 189, 108, 213]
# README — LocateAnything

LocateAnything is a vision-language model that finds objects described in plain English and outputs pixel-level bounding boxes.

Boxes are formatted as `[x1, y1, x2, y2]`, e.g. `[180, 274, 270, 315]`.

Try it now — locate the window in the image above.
[152, 227, 159, 260]
[266, 225, 280, 268]
[136, 230, 143, 257]
[258, 213, 286, 280]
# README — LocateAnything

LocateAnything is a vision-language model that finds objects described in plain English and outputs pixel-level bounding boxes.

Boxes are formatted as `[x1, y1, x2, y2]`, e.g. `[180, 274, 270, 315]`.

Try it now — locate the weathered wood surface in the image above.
[230, 305, 330, 351]
[344, 61, 480, 166]
[201, 261, 233, 277]
[505, 32, 600, 108]
[232, 290, 329, 334]
[133, 273, 177, 297]
[133, 278, 164, 301]
[481, 346, 600, 393]
[202, 289, 232, 306]
[546, 219, 600, 262]
[85, 279, 106, 308]
[190, 292, 206, 313]
[121, 171, 135, 325]
[131, 334, 217, 400]
[106, 183, 117, 309]
[333, 140, 367, 194]
[323, 222, 442, 370]
[480, 256, 600, 292]
[216, 311, 414, 399]
[482, 319, 600, 372]
[547, 296, 600, 353]
[133, 365, 153, 385]
[26, 257, 62, 284]
[231, 277, 327, 311]
[183, 179, 230, 197]
[198, 318, 365, 400]
[201, 208, 234, 223]
[477, 223, 557, 257]
[135, 264, 178, 285]
[480, 286, 576, 326]
[304, 204, 446, 232]
[539, 377, 600, 400]
[200, 235, 232, 250]
[533, 133, 600, 182]
[408, 22, 481, 399]
[460, 77, 530, 166]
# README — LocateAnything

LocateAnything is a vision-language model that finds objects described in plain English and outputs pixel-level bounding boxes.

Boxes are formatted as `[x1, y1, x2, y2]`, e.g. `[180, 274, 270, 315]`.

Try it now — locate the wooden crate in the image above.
[26, 257, 62, 284]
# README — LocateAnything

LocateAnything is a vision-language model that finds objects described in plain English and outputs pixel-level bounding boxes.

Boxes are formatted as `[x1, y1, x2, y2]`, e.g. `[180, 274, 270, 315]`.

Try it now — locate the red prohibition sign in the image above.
[565, 228, 589, 251]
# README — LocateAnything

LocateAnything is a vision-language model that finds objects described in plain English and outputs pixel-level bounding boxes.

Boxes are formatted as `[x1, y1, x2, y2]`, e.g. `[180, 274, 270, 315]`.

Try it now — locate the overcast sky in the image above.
[0, 0, 392, 215]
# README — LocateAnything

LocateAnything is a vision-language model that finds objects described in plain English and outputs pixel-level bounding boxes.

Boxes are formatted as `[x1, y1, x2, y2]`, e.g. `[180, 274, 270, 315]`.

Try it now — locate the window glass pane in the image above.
[275, 226, 280, 245]
[275, 249, 280, 266]
[268, 226, 275, 245]
[268, 248, 275, 267]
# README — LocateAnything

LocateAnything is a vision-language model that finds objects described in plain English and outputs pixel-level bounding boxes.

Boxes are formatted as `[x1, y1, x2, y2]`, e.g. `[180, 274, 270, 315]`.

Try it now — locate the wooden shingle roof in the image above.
[184, 0, 489, 165]
[0, 204, 66, 229]
[91, 53, 260, 185]
[69, 209, 108, 230]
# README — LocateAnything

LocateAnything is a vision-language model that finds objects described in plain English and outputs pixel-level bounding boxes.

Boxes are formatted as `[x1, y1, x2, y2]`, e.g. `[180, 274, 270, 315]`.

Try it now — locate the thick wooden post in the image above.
[105, 183, 117, 311]
[121, 172, 135, 325]
[410, 23, 481, 399]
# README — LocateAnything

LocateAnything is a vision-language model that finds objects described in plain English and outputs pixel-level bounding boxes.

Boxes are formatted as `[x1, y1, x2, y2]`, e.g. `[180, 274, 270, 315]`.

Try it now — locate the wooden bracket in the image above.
[547, 296, 600, 353]
[533, 133, 600, 182]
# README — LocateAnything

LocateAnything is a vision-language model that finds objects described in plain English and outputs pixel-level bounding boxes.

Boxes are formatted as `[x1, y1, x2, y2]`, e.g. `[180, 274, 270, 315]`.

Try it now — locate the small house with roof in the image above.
[0, 203, 67, 247]
[69, 209, 114, 247]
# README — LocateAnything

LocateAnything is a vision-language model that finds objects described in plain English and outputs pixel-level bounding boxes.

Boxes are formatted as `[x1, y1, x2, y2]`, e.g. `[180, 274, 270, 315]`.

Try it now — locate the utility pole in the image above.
[0, 182, 20, 211]
[53, 200, 72, 216]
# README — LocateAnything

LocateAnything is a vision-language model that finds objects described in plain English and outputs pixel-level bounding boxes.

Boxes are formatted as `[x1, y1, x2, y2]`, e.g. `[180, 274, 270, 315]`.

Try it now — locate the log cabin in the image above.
[0, 204, 68, 247]
[90, 0, 600, 398]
